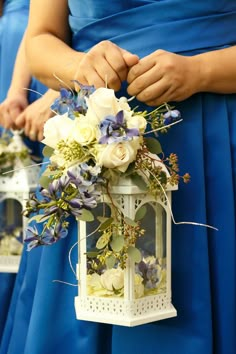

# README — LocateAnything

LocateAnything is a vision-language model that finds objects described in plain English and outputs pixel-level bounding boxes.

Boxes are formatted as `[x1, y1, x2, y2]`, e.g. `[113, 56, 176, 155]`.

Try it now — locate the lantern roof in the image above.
[0, 131, 40, 192]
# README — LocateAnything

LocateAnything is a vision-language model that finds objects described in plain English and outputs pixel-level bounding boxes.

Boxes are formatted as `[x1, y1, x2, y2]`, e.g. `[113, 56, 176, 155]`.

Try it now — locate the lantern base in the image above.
[75, 295, 177, 327]
[0, 255, 20, 273]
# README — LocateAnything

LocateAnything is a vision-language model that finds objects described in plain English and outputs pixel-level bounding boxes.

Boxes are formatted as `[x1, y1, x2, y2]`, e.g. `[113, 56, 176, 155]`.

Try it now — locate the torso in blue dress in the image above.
[1, 1, 235, 354]
[0, 0, 46, 346]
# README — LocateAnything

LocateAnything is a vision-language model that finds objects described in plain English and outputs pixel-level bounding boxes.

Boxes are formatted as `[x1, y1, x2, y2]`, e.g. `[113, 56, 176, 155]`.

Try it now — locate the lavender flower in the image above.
[99, 111, 139, 144]
[163, 109, 181, 125]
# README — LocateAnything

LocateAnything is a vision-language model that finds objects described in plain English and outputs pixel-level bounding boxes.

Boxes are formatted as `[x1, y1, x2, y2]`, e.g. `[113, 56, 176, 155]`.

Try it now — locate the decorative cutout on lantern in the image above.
[0, 131, 40, 273]
[75, 176, 177, 327]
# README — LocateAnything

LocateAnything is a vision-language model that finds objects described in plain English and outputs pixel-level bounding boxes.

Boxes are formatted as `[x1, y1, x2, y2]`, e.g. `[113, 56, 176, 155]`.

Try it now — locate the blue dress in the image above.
[1, 1, 235, 353]
[0, 0, 46, 345]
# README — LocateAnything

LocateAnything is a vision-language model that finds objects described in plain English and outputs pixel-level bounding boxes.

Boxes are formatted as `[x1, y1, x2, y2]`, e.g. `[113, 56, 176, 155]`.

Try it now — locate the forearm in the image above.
[7, 32, 32, 97]
[25, 32, 84, 90]
[192, 46, 236, 94]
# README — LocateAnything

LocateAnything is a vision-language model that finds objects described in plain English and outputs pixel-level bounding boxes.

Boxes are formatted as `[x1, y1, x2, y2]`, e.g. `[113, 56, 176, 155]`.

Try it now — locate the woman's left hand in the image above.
[15, 89, 58, 141]
[126, 49, 200, 105]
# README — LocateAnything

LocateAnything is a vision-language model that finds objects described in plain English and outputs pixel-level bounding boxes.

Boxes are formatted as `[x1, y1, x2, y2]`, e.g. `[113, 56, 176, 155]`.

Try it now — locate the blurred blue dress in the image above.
[1, 1, 235, 354]
[0, 0, 46, 345]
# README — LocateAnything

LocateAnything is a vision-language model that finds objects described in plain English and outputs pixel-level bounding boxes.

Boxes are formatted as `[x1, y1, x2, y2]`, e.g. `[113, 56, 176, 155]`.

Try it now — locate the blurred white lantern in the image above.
[0, 131, 39, 272]
[75, 170, 178, 326]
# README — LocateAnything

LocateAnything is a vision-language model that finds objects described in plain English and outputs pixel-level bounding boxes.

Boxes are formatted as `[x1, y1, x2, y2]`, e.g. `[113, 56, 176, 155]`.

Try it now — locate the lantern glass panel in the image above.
[135, 202, 167, 296]
[0, 199, 23, 256]
[84, 199, 167, 299]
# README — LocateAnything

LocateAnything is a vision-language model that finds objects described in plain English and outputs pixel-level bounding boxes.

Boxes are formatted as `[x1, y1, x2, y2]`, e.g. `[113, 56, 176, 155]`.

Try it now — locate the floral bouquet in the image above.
[0, 130, 30, 174]
[24, 83, 189, 297]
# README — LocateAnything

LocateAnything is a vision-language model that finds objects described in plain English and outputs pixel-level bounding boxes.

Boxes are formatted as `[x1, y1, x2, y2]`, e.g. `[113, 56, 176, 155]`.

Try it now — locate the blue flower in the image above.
[99, 111, 139, 144]
[51, 88, 75, 116]
[163, 109, 181, 125]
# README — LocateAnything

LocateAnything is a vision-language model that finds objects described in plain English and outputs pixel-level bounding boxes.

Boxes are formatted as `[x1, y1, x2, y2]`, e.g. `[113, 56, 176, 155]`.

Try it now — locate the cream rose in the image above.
[134, 274, 145, 298]
[42, 113, 74, 149]
[100, 268, 124, 291]
[96, 138, 141, 172]
[126, 114, 147, 134]
[85, 88, 131, 125]
[71, 118, 98, 145]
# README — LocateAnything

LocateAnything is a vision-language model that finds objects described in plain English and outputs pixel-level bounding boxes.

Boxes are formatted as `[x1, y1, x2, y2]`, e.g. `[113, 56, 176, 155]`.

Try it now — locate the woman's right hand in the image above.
[73, 40, 139, 91]
[0, 91, 28, 129]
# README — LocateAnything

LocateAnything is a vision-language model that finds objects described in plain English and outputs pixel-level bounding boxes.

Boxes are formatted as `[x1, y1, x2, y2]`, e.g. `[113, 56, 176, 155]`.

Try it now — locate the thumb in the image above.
[122, 50, 139, 67]
[15, 111, 26, 128]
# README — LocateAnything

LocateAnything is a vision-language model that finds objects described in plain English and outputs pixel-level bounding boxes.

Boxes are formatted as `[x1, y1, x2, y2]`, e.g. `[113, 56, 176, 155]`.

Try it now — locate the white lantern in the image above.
[75, 172, 178, 326]
[0, 131, 40, 273]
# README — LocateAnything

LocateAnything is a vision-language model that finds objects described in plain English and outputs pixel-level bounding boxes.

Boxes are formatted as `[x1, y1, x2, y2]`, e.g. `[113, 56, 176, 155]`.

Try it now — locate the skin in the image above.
[26, 0, 236, 106]
[0, 31, 57, 140]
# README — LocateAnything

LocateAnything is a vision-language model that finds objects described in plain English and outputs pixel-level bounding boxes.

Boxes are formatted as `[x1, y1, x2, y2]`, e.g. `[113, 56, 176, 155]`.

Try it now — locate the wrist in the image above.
[190, 53, 211, 93]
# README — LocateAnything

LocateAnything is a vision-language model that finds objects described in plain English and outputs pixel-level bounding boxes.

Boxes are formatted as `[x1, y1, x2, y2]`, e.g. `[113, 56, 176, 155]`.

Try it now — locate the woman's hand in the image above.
[0, 91, 28, 129]
[126, 49, 200, 105]
[74, 40, 139, 91]
[15, 89, 58, 141]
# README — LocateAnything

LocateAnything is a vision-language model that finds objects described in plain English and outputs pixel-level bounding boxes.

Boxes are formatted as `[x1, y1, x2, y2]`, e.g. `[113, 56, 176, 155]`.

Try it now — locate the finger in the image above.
[28, 129, 38, 141]
[134, 80, 170, 105]
[2, 110, 15, 129]
[87, 57, 122, 91]
[122, 51, 139, 67]
[104, 50, 129, 84]
[9, 106, 22, 121]
[127, 66, 163, 97]
[14, 111, 26, 128]
[127, 58, 155, 84]
[24, 117, 32, 136]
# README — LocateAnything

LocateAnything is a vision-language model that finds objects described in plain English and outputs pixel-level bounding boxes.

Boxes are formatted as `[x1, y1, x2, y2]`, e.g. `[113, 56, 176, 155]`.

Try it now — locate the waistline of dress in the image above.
[70, 11, 236, 55]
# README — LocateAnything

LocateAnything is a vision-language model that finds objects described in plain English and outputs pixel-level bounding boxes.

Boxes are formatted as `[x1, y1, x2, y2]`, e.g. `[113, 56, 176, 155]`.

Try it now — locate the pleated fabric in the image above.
[1, 1, 235, 353]
[0, 0, 47, 346]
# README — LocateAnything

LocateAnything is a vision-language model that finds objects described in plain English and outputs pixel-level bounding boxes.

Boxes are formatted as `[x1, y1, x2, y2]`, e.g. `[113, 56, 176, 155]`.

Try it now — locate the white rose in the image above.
[71, 118, 98, 145]
[0, 145, 7, 155]
[42, 113, 74, 149]
[96, 138, 141, 172]
[134, 274, 145, 298]
[100, 268, 124, 291]
[85, 88, 130, 124]
[126, 114, 147, 134]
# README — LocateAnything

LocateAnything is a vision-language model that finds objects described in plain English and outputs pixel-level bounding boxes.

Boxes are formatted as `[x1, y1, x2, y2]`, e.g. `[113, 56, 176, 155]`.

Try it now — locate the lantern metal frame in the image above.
[0, 133, 39, 273]
[75, 177, 178, 327]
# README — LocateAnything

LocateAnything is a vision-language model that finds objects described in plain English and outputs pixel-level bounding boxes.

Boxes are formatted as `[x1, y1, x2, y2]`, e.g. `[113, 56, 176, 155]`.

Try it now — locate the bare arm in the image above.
[7, 31, 32, 97]
[127, 46, 236, 106]
[26, 0, 139, 91]
[0, 31, 32, 128]
[193, 46, 236, 94]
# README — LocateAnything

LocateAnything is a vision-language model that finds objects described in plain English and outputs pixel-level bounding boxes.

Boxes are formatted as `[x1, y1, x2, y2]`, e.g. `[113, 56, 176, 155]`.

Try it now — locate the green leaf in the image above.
[135, 205, 147, 221]
[99, 217, 114, 231]
[105, 255, 116, 269]
[42, 146, 54, 158]
[131, 173, 148, 191]
[124, 216, 137, 227]
[76, 209, 94, 222]
[110, 235, 124, 252]
[86, 251, 99, 258]
[96, 216, 109, 223]
[127, 246, 142, 263]
[96, 233, 111, 249]
[39, 175, 51, 189]
[144, 137, 162, 154]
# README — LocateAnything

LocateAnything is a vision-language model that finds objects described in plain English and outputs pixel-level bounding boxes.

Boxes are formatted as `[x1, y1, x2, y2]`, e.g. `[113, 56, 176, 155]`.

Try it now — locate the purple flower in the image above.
[163, 109, 181, 125]
[99, 111, 139, 144]
[51, 88, 75, 116]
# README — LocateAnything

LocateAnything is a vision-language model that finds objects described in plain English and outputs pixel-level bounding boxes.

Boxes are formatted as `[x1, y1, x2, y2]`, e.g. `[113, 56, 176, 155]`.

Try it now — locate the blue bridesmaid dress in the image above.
[1, 1, 235, 354]
[0, 0, 47, 346]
